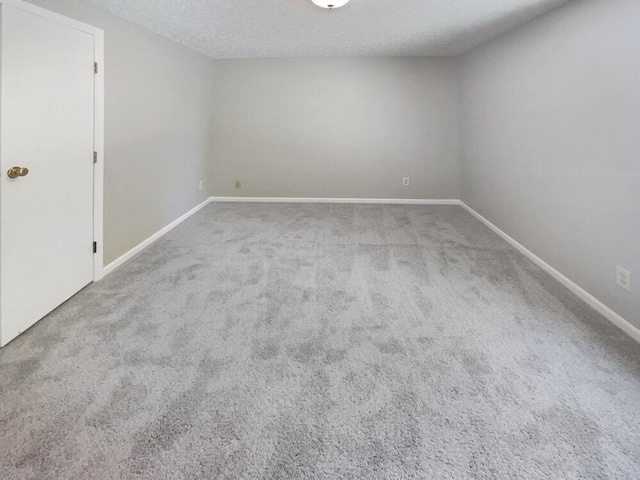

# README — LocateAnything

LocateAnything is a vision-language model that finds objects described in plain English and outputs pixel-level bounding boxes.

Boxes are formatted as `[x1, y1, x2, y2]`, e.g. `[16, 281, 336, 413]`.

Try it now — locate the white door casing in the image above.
[0, 0, 104, 347]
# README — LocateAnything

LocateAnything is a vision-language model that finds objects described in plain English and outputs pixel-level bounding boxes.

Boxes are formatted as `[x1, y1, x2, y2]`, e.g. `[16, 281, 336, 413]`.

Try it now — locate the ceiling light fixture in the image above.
[311, 0, 350, 9]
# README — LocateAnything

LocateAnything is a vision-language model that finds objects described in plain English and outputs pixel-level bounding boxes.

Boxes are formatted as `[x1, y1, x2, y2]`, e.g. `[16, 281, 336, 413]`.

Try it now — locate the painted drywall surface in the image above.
[83, 0, 573, 58]
[211, 57, 460, 199]
[26, 0, 214, 264]
[460, 0, 640, 328]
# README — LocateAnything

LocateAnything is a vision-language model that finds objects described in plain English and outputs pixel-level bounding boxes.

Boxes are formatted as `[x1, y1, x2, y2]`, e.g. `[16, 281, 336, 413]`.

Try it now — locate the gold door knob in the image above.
[7, 167, 29, 178]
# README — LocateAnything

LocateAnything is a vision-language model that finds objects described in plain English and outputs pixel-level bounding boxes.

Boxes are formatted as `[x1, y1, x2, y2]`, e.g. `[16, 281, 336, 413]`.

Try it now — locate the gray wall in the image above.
[459, 0, 640, 328]
[27, 0, 214, 264]
[22, 0, 640, 333]
[210, 57, 460, 199]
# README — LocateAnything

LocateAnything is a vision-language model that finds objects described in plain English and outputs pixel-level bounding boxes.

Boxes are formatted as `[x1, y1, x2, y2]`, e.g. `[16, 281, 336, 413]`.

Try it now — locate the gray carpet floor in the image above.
[1, 203, 639, 479]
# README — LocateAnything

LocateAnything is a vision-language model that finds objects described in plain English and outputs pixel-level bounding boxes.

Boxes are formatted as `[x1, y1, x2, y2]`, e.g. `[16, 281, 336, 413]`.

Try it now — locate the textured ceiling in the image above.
[84, 0, 573, 58]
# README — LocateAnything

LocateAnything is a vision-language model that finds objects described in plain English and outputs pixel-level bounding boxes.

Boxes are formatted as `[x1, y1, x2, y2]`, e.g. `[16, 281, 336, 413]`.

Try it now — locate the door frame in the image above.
[0, 0, 105, 281]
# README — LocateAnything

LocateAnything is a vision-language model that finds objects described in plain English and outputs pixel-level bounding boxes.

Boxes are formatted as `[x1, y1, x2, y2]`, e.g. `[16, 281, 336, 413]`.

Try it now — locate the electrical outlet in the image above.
[402, 177, 410, 187]
[235, 181, 242, 189]
[616, 266, 631, 292]
[199, 180, 204, 191]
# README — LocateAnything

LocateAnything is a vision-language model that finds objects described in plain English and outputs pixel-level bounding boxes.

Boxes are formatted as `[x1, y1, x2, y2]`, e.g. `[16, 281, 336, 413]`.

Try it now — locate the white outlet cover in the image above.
[403, 177, 410, 186]
[616, 266, 631, 292]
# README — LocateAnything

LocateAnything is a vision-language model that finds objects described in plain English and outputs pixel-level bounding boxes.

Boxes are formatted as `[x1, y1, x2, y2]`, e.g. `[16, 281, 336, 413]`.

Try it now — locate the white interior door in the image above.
[0, 5, 96, 346]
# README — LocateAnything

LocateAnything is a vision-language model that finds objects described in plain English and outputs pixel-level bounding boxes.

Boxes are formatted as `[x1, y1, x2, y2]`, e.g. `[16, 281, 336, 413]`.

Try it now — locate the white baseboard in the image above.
[210, 196, 460, 205]
[100, 194, 639, 344]
[459, 201, 640, 344]
[103, 196, 453, 276]
[103, 197, 213, 276]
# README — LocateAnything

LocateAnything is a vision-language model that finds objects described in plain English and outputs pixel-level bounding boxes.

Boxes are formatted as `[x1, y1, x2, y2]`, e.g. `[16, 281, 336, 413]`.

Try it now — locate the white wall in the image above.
[21, 0, 640, 335]
[27, 0, 214, 264]
[211, 57, 460, 199]
[459, 0, 640, 328]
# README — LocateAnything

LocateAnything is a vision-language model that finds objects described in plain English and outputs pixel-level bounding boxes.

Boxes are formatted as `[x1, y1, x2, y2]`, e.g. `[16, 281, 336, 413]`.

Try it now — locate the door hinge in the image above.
[94, 62, 98, 74]
[93, 151, 98, 164]
[93, 242, 97, 254]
